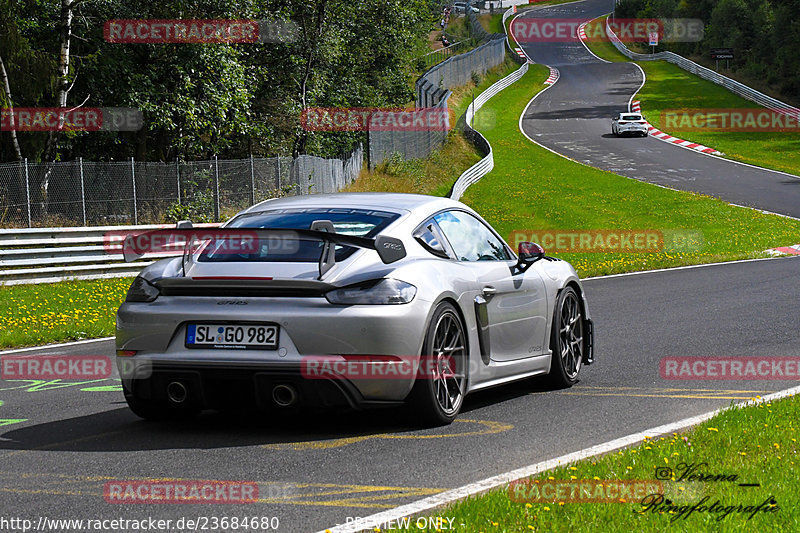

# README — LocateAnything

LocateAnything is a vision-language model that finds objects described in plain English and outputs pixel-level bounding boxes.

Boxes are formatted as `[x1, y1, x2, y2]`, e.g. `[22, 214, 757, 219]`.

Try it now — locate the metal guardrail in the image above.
[502, 5, 525, 63]
[605, 19, 799, 118]
[0, 223, 218, 285]
[420, 40, 469, 69]
[450, 62, 530, 201]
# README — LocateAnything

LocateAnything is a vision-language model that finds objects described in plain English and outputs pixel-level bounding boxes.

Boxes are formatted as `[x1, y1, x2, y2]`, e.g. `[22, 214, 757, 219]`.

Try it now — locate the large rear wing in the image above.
[120, 221, 406, 280]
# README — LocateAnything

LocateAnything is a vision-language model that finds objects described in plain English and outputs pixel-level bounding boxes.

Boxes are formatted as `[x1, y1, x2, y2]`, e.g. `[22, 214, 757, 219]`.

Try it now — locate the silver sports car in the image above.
[116, 193, 594, 425]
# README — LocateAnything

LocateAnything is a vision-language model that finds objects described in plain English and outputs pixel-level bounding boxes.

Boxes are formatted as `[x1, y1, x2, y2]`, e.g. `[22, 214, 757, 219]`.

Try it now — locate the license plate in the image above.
[186, 324, 279, 350]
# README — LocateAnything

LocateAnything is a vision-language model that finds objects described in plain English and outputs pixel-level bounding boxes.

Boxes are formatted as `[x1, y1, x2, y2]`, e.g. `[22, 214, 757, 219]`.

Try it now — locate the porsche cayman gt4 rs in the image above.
[116, 193, 594, 425]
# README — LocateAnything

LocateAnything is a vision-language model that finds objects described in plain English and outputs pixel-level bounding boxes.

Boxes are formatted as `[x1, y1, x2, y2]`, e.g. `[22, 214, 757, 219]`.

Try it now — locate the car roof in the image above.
[240, 192, 465, 216]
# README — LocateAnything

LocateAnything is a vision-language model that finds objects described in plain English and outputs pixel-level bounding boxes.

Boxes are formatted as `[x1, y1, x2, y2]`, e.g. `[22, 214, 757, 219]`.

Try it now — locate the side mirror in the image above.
[518, 241, 545, 262]
[512, 242, 545, 275]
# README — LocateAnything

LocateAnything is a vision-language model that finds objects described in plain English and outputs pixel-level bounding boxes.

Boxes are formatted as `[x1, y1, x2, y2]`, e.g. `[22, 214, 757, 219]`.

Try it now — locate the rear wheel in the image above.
[546, 287, 584, 388]
[408, 302, 468, 426]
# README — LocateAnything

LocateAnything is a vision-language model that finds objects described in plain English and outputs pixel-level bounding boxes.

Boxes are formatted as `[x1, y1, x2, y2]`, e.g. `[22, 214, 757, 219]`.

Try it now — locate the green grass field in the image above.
[583, 16, 800, 177]
[389, 394, 800, 532]
[0, 278, 131, 348]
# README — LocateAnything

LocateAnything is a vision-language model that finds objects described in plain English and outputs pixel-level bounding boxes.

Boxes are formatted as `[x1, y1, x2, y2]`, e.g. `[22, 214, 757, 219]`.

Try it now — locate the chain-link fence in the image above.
[367, 100, 452, 168]
[367, 0, 509, 168]
[0, 145, 363, 228]
[416, 35, 506, 108]
[369, 31, 506, 168]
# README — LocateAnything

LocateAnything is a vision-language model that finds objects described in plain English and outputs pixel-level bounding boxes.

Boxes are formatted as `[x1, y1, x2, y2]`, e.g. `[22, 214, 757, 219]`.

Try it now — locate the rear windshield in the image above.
[197, 208, 399, 263]
[622, 115, 642, 121]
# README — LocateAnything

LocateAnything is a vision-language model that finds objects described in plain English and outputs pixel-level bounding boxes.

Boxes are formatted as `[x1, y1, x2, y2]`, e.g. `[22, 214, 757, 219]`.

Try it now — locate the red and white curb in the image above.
[577, 24, 587, 40]
[646, 126, 722, 154]
[767, 244, 800, 256]
[630, 101, 723, 155]
[544, 67, 559, 85]
[514, 47, 526, 59]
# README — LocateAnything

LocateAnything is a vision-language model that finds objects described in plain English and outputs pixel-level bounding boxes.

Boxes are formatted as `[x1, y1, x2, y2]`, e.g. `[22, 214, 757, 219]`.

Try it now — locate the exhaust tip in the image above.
[272, 384, 297, 407]
[167, 381, 188, 404]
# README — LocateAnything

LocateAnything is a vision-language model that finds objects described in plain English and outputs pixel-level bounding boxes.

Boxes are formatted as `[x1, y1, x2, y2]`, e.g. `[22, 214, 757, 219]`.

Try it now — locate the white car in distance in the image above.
[611, 113, 648, 137]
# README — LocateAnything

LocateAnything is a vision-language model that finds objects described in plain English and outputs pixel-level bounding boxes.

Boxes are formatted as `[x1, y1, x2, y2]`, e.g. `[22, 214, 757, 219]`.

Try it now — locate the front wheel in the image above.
[407, 302, 468, 426]
[546, 287, 585, 388]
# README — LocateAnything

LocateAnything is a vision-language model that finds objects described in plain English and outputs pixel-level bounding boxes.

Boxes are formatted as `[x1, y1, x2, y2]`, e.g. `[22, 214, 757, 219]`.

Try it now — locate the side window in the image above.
[414, 221, 450, 259]
[433, 211, 510, 262]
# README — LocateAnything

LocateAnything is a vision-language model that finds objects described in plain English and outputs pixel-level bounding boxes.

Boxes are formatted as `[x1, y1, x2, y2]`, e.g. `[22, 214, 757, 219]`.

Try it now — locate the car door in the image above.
[433, 210, 549, 362]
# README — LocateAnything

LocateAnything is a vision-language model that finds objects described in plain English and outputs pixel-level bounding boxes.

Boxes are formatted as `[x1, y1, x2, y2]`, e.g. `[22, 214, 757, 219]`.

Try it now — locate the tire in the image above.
[546, 286, 585, 388]
[407, 302, 468, 426]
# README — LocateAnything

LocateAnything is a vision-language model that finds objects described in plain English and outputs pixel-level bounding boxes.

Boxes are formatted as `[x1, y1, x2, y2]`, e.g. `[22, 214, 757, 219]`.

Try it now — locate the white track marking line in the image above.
[581, 255, 797, 282]
[0, 337, 114, 355]
[320, 385, 800, 532]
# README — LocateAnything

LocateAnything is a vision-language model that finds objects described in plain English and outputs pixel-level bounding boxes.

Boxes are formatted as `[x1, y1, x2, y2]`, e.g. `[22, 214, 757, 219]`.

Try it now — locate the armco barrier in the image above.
[0, 223, 218, 285]
[503, 6, 527, 65]
[605, 18, 798, 119]
[450, 62, 530, 201]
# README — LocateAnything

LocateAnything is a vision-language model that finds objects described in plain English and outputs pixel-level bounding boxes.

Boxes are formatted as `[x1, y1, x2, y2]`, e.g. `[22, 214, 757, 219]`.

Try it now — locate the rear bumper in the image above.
[616, 124, 648, 135]
[120, 361, 410, 411]
[116, 295, 432, 404]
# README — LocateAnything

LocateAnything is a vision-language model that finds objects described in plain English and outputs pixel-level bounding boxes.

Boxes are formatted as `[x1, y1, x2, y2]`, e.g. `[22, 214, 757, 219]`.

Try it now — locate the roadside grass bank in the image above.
[0, 278, 131, 349]
[390, 393, 799, 532]
[583, 16, 800, 178]
[346, 56, 520, 198]
[460, 65, 800, 277]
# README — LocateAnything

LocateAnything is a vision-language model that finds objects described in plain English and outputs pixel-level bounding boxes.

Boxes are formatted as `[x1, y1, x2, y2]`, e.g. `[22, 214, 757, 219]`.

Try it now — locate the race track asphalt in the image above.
[2, 257, 798, 532]
[516, 0, 800, 219]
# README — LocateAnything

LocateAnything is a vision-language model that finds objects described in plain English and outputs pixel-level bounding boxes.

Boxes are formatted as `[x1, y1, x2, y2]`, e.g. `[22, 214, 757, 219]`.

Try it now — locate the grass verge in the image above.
[583, 16, 800, 177]
[390, 393, 799, 532]
[461, 64, 800, 277]
[0, 278, 132, 349]
[346, 56, 520, 198]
